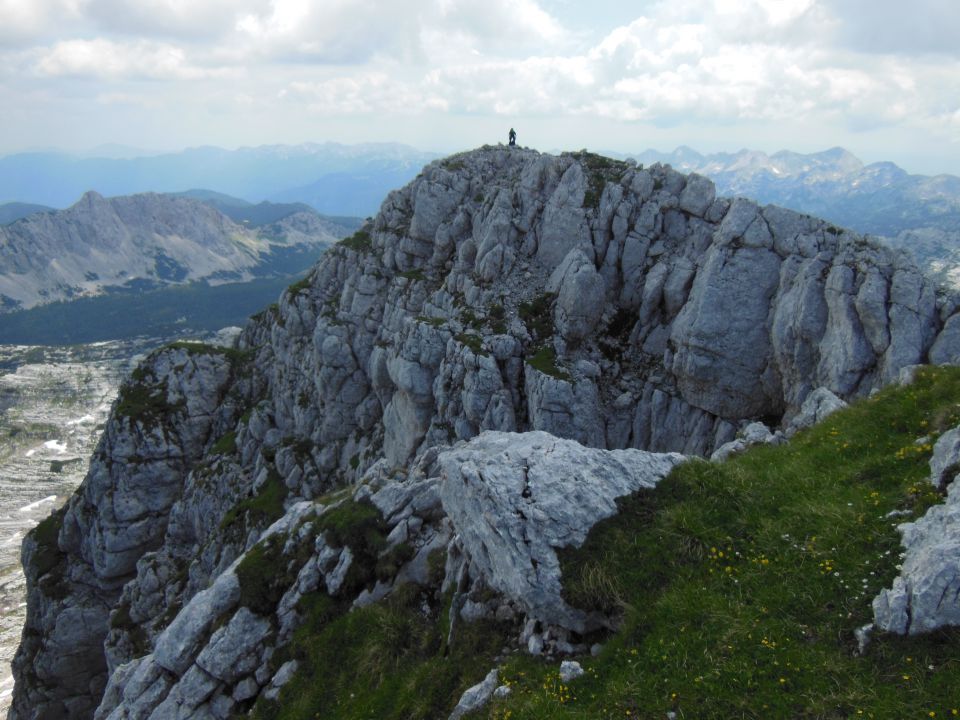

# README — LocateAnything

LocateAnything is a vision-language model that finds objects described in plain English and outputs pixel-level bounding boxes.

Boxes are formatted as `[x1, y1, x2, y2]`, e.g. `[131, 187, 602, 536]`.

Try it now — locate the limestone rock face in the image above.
[10, 345, 245, 719]
[554, 250, 605, 344]
[873, 427, 960, 635]
[85, 431, 679, 719]
[12, 146, 960, 719]
[438, 431, 684, 632]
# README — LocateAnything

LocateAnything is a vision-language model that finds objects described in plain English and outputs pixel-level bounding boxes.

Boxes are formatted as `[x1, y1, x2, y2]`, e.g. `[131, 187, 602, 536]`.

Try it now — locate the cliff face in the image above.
[240, 145, 954, 466]
[11, 146, 960, 719]
[0, 192, 343, 311]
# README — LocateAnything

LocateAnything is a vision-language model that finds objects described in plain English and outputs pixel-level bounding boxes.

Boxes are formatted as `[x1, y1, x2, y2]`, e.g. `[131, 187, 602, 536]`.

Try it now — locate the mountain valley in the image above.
[0, 339, 164, 716]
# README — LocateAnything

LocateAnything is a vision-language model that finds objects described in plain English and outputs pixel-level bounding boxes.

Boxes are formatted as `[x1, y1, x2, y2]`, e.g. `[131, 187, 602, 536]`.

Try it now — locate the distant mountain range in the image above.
[622, 146, 960, 288]
[0, 191, 353, 313]
[0, 142, 439, 217]
[627, 146, 960, 237]
[4, 142, 960, 290]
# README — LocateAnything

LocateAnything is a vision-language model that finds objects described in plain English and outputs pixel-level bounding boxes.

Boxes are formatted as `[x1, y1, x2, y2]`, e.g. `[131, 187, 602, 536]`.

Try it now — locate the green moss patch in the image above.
[237, 532, 304, 616]
[317, 499, 388, 562]
[456, 332, 485, 356]
[338, 229, 372, 252]
[417, 315, 446, 328]
[518, 293, 555, 341]
[114, 375, 178, 425]
[211, 431, 237, 455]
[490, 366, 960, 719]
[574, 151, 626, 209]
[399, 268, 427, 282]
[375, 542, 416, 583]
[285, 275, 312, 298]
[165, 341, 254, 365]
[30, 508, 65, 578]
[220, 470, 288, 533]
[526, 346, 570, 381]
[29, 507, 69, 600]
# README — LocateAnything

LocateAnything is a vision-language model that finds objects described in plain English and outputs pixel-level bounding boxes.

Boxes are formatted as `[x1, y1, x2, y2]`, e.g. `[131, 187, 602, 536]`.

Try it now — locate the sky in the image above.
[1, 0, 959, 175]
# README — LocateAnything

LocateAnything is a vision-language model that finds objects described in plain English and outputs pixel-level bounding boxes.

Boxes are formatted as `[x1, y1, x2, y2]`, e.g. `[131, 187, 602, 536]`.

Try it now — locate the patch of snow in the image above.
[18, 495, 57, 513]
[43, 440, 67, 453]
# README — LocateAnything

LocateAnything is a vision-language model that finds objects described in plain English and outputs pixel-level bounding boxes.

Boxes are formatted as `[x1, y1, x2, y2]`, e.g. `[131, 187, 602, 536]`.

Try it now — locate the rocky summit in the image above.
[9, 146, 960, 719]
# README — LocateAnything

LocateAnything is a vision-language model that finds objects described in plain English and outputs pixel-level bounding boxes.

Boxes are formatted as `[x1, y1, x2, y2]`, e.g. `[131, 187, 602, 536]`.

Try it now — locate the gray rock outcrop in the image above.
[12, 145, 960, 719]
[873, 427, 960, 635]
[784, 387, 848, 436]
[448, 668, 500, 720]
[82, 431, 677, 719]
[439, 431, 683, 632]
[11, 344, 246, 718]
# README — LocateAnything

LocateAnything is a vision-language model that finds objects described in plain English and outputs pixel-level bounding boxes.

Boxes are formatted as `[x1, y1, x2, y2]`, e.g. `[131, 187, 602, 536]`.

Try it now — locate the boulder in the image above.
[448, 668, 499, 720]
[785, 388, 848, 436]
[438, 431, 684, 632]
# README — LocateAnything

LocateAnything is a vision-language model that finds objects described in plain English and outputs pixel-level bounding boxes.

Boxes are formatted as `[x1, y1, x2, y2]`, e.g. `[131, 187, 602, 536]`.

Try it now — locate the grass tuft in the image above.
[211, 431, 237, 455]
[220, 470, 288, 533]
[526, 345, 570, 381]
[518, 293, 555, 341]
[338, 229, 372, 252]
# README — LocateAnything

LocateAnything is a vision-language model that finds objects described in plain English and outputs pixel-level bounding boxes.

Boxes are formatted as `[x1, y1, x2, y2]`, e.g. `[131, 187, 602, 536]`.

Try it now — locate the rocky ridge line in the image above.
[11, 145, 960, 718]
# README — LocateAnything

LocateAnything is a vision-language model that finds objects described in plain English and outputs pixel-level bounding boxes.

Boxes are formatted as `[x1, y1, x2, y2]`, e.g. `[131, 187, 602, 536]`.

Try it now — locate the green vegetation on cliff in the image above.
[250, 367, 960, 720]
[489, 366, 960, 719]
[255, 584, 510, 720]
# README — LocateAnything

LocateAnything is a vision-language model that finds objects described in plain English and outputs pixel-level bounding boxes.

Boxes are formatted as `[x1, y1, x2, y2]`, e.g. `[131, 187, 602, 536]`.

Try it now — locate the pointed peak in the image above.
[79, 190, 106, 205]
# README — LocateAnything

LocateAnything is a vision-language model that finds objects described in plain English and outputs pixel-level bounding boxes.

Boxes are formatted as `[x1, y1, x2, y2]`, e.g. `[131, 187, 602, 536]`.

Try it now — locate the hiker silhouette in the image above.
[508, 128, 516, 146]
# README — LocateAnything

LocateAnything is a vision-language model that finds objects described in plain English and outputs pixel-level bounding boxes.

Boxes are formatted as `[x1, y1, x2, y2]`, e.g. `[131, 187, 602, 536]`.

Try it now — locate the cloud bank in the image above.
[0, 0, 957, 173]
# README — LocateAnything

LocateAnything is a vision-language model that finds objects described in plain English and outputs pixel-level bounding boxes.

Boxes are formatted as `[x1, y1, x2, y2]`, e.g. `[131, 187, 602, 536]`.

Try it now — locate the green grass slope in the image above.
[492, 366, 960, 720]
[251, 367, 960, 720]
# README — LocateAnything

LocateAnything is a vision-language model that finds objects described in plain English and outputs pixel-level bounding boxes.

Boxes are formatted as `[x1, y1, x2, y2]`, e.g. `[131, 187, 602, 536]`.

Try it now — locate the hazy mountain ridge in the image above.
[0, 191, 349, 312]
[0, 203, 55, 226]
[620, 146, 960, 289]
[0, 142, 439, 217]
[629, 145, 960, 236]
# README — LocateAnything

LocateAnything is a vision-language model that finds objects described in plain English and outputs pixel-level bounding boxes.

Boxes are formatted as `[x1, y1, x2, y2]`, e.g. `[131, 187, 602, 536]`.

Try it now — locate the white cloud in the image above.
[283, 72, 448, 115]
[823, 0, 960, 57]
[0, 0, 86, 45]
[233, 0, 567, 64]
[413, 0, 960, 145]
[33, 38, 234, 80]
[2, 0, 960, 174]
[83, 0, 264, 41]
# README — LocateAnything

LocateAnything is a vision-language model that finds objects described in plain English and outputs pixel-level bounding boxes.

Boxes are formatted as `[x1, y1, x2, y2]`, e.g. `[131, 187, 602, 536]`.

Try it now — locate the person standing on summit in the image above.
[508, 128, 516, 146]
